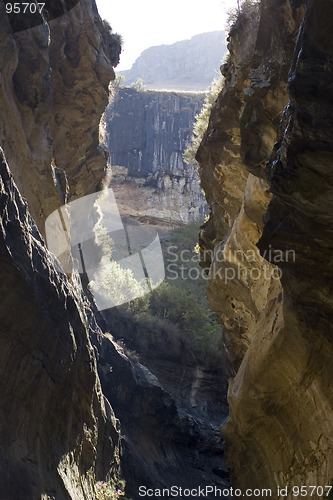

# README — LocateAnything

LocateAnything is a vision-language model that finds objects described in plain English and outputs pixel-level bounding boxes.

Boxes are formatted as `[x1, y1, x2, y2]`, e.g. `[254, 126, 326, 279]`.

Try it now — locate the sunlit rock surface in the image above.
[0, 0, 121, 233]
[197, 0, 288, 370]
[0, 1, 122, 497]
[196, 0, 333, 495]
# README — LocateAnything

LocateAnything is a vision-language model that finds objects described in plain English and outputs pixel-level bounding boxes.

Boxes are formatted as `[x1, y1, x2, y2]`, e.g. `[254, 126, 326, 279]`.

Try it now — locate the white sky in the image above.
[95, 0, 238, 70]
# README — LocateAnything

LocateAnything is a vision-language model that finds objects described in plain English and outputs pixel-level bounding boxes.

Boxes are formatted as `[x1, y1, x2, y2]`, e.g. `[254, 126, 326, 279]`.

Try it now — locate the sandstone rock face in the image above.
[104, 87, 207, 222]
[0, 0, 121, 233]
[119, 31, 227, 92]
[197, 1, 284, 370]
[196, 0, 333, 495]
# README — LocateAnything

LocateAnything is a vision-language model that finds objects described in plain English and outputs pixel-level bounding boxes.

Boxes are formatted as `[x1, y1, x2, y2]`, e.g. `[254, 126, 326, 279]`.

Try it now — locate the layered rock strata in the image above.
[196, 0, 333, 496]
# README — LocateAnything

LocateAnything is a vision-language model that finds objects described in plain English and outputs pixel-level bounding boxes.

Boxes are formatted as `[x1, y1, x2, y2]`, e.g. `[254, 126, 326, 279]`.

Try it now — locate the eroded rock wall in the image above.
[196, 0, 333, 495]
[197, 0, 293, 370]
[0, 149, 119, 499]
[0, 3, 229, 498]
[0, 0, 121, 232]
[0, 2, 122, 497]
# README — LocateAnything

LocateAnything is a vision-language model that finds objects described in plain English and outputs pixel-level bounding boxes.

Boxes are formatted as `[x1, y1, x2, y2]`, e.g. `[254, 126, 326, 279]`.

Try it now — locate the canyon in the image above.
[0, 1, 226, 498]
[1, 0, 333, 499]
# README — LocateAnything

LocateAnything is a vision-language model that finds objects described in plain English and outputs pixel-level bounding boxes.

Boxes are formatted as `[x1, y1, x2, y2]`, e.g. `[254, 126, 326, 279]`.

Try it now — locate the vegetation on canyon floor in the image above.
[101, 221, 223, 366]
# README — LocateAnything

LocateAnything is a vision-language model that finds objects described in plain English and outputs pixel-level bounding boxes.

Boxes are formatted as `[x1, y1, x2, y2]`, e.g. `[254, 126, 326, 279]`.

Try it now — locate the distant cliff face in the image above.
[119, 31, 227, 91]
[198, 0, 333, 495]
[103, 87, 207, 222]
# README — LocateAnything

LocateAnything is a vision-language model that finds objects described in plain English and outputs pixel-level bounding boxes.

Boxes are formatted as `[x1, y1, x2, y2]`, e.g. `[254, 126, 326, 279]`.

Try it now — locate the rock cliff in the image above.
[103, 87, 207, 223]
[0, 1, 122, 497]
[0, 0, 121, 234]
[0, 2, 228, 498]
[0, 148, 119, 499]
[197, 0, 333, 496]
[6, 0, 333, 496]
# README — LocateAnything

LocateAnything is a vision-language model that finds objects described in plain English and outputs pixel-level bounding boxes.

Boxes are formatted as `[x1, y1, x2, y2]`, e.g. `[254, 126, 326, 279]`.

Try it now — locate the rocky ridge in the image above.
[197, 0, 333, 496]
[119, 31, 227, 92]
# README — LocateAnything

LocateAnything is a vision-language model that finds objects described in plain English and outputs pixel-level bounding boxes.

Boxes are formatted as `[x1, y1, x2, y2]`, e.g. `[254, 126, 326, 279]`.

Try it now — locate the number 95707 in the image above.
[5, 3, 45, 14]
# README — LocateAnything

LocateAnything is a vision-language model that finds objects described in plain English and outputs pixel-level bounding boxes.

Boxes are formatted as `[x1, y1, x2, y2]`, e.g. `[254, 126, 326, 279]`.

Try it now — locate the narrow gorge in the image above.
[1, 0, 333, 499]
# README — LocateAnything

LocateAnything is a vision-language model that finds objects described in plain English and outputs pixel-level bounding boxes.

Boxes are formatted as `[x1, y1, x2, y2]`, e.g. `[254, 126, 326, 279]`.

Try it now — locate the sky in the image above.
[95, 0, 238, 71]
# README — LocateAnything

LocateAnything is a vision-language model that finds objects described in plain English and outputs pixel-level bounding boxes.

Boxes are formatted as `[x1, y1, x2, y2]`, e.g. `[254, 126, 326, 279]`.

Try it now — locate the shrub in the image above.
[132, 78, 145, 92]
[127, 221, 223, 364]
[97, 220, 223, 367]
[112, 74, 125, 88]
[102, 20, 123, 68]
[183, 76, 224, 164]
[226, 0, 260, 31]
[94, 480, 125, 500]
[88, 198, 149, 309]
